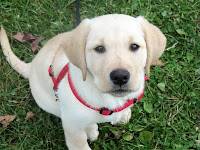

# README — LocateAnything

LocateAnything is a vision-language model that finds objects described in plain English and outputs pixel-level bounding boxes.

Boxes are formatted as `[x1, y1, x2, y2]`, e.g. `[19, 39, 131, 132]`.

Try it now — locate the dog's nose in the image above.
[110, 69, 130, 86]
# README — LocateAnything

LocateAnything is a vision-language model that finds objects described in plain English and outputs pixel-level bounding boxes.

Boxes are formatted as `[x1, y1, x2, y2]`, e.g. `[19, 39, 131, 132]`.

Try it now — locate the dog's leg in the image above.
[61, 117, 91, 150]
[119, 108, 132, 124]
[84, 124, 99, 141]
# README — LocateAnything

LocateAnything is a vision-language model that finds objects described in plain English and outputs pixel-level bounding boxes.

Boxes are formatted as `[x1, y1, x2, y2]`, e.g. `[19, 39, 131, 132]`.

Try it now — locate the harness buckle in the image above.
[133, 98, 137, 104]
[49, 73, 53, 77]
[100, 107, 113, 116]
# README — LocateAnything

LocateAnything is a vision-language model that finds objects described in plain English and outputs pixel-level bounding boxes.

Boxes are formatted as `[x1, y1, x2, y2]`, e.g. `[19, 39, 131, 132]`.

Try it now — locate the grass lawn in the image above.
[0, 0, 199, 149]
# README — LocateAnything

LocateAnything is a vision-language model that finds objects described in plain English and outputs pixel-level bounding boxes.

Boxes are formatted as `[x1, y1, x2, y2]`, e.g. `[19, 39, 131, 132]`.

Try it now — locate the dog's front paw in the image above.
[87, 130, 99, 142]
[119, 108, 132, 124]
[84, 124, 99, 141]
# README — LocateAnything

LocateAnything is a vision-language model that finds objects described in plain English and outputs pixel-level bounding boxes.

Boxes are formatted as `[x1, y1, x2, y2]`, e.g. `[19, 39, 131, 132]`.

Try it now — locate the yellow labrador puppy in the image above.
[1, 14, 166, 150]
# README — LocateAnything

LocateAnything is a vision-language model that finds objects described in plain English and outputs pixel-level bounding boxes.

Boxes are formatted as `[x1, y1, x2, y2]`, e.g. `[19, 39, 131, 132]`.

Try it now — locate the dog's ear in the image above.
[62, 19, 90, 81]
[138, 17, 166, 77]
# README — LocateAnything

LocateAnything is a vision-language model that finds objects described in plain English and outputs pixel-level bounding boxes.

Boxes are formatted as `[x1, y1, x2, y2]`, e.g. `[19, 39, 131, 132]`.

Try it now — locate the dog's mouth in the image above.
[109, 88, 132, 97]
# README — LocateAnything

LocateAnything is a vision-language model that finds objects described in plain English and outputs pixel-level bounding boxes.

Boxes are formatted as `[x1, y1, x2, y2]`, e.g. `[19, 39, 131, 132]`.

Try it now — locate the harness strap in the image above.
[68, 72, 148, 115]
[48, 63, 69, 91]
[48, 62, 148, 116]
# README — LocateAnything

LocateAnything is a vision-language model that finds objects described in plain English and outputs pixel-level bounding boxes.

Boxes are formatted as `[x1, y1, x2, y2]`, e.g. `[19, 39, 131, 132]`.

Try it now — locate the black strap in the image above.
[76, 0, 80, 26]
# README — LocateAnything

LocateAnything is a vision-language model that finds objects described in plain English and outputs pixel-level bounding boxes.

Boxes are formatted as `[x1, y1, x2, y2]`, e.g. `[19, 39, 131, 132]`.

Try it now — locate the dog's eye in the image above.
[94, 46, 105, 53]
[130, 44, 139, 51]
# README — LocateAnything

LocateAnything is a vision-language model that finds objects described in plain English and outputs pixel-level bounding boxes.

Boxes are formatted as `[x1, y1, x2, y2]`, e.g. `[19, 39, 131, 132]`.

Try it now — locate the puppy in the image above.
[1, 14, 166, 150]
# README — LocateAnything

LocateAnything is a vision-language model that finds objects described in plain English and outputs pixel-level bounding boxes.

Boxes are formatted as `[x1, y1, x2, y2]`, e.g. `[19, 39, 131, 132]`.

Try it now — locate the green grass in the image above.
[0, 0, 199, 149]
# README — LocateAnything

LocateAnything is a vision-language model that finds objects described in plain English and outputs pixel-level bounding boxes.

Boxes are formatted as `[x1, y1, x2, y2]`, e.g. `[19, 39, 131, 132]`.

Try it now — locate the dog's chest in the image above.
[57, 77, 124, 128]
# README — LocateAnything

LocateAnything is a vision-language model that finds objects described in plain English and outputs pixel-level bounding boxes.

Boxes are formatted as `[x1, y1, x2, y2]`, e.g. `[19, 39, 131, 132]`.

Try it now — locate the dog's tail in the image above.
[0, 26, 31, 79]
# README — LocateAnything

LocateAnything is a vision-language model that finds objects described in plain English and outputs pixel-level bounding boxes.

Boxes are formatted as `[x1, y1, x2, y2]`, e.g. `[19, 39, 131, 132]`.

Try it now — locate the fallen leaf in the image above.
[23, 32, 37, 40]
[10, 32, 37, 43]
[31, 37, 44, 52]
[151, 60, 165, 66]
[10, 32, 26, 43]
[0, 115, 16, 127]
[25, 111, 34, 121]
[10, 31, 45, 52]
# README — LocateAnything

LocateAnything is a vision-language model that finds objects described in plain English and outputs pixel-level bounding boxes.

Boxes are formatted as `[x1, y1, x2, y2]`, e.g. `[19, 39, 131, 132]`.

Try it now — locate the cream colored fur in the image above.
[0, 14, 166, 150]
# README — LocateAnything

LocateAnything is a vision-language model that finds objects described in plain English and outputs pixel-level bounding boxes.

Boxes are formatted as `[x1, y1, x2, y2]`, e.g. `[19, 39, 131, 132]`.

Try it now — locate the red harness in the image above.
[48, 63, 148, 116]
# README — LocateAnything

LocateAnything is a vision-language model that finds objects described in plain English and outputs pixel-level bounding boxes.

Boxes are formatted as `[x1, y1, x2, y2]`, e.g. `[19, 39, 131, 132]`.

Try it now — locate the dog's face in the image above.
[86, 15, 147, 97]
[63, 14, 166, 97]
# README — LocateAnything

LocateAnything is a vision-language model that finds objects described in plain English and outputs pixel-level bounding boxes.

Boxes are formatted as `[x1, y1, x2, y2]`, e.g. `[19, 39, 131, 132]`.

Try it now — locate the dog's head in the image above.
[62, 14, 166, 97]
